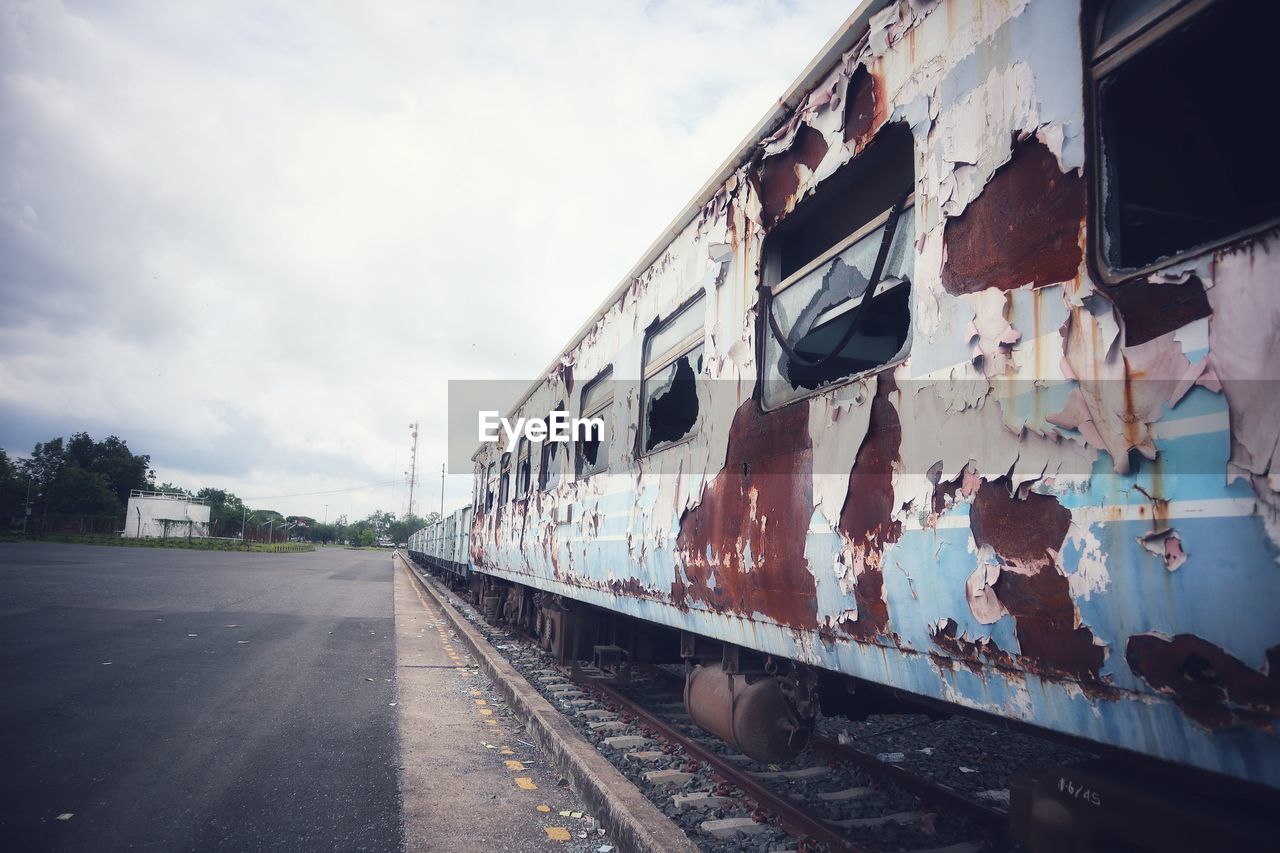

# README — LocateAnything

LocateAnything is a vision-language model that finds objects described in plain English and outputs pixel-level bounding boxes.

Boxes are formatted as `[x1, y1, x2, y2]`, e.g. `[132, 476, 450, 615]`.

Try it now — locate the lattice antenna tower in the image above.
[406, 422, 419, 518]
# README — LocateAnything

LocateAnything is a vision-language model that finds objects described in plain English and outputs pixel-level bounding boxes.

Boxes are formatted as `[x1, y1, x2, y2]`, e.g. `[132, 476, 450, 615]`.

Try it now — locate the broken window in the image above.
[1089, 0, 1280, 278]
[575, 368, 613, 477]
[538, 403, 564, 491]
[516, 438, 531, 495]
[484, 462, 496, 512]
[760, 123, 915, 410]
[641, 294, 705, 453]
[498, 452, 511, 504]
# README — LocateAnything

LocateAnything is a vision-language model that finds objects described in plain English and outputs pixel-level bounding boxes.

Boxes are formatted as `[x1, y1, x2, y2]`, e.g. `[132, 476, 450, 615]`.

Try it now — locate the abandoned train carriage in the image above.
[413, 0, 1280, 809]
[408, 506, 470, 579]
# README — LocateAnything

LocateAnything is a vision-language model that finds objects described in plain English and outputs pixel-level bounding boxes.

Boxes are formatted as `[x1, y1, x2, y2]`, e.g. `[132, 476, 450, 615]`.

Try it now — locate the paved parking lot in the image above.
[0, 543, 402, 852]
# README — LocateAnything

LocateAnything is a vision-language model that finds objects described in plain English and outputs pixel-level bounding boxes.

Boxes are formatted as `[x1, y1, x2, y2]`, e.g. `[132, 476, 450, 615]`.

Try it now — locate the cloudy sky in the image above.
[1, 0, 854, 522]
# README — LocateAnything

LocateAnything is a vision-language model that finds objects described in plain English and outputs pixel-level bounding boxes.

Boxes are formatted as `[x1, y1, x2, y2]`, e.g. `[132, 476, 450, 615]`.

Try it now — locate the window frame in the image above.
[1085, 0, 1280, 284]
[515, 437, 532, 495]
[497, 452, 511, 505]
[575, 366, 614, 478]
[758, 197, 916, 413]
[484, 462, 496, 512]
[538, 403, 565, 491]
[638, 292, 706, 457]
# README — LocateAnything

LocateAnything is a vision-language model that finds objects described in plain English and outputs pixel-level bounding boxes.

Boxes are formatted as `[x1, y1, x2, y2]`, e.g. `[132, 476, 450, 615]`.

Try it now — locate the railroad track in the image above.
[573, 666, 1002, 852]
[420, 571, 1023, 851]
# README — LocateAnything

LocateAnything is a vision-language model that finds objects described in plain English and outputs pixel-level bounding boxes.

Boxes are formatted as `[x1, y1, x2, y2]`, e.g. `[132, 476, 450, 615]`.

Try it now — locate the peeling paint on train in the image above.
[448, 0, 1280, 791]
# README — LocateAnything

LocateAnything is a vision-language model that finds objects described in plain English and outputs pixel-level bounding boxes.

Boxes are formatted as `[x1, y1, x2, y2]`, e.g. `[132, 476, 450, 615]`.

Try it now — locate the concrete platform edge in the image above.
[395, 554, 698, 853]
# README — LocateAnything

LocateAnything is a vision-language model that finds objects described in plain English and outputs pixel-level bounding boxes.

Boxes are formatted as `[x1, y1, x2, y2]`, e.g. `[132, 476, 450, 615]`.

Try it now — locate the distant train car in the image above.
[413, 0, 1279, 842]
[409, 507, 472, 579]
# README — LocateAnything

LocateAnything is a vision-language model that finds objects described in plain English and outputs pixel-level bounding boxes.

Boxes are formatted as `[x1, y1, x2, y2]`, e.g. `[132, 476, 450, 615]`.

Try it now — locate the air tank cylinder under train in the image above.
[684, 662, 812, 763]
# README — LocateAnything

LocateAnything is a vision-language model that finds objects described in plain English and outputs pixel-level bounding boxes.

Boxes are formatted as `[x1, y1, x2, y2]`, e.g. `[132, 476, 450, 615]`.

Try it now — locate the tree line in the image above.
[1, 432, 437, 544]
[1, 433, 153, 534]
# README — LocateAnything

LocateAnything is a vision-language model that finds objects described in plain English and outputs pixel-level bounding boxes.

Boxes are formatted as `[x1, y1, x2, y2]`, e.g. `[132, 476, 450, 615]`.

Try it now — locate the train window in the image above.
[640, 294, 705, 454]
[1088, 0, 1280, 279]
[575, 367, 613, 477]
[515, 438, 532, 494]
[484, 462, 496, 512]
[759, 123, 915, 410]
[538, 403, 564, 490]
[498, 452, 511, 504]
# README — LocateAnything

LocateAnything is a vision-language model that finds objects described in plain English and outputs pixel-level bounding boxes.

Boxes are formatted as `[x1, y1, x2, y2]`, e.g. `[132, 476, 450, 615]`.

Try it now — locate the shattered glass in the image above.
[643, 346, 704, 452]
[763, 208, 914, 408]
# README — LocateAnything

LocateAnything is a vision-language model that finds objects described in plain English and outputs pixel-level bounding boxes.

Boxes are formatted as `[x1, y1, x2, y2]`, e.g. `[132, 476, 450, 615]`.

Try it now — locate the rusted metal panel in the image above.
[1126, 633, 1280, 729]
[941, 137, 1086, 295]
[437, 0, 1280, 793]
[671, 399, 818, 628]
[755, 123, 830, 229]
[835, 376, 900, 642]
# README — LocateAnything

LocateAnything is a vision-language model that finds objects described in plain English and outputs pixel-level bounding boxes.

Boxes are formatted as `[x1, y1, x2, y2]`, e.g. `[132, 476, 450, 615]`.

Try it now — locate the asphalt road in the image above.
[0, 543, 403, 852]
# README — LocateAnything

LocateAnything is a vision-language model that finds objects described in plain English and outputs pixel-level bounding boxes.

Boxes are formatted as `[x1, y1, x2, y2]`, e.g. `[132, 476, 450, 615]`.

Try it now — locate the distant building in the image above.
[122, 490, 211, 539]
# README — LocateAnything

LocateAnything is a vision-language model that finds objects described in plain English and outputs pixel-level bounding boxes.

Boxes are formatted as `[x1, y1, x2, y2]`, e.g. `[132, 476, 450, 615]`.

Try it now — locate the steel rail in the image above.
[583, 678, 869, 853]
[810, 735, 1009, 831]
[643, 665, 1007, 833]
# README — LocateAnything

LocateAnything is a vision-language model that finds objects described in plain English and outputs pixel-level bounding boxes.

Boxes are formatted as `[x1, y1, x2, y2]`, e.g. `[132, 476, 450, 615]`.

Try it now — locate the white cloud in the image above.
[1, 0, 854, 520]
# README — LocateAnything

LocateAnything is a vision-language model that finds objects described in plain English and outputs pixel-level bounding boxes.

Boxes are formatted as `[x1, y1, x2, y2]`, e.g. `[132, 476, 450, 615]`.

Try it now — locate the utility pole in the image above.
[406, 422, 419, 518]
[440, 462, 445, 518]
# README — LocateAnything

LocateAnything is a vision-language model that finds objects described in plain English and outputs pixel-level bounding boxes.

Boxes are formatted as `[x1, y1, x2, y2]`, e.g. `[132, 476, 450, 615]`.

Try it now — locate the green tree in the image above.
[19, 433, 156, 525]
[308, 522, 338, 544]
[63, 432, 154, 507]
[88, 435, 154, 505]
[0, 450, 26, 530]
[50, 466, 119, 516]
[22, 438, 65, 492]
[197, 488, 249, 537]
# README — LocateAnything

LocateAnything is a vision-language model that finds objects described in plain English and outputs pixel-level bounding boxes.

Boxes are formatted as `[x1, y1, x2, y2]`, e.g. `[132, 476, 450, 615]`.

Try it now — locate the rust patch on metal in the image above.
[1127, 634, 1280, 729]
[971, 479, 1107, 683]
[669, 577, 689, 611]
[929, 651, 956, 671]
[816, 622, 840, 646]
[932, 474, 964, 516]
[756, 123, 829, 228]
[941, 137, 1085, 295]
[836, 377, 901, 641]
[607, 576, 667, 602]
[929, 617, 1017, 675]
[674, 400, 819, 630]
[971, 479, 1070, 565]
[1104, 274, 1212, 346]
[842, 65, 881, 148]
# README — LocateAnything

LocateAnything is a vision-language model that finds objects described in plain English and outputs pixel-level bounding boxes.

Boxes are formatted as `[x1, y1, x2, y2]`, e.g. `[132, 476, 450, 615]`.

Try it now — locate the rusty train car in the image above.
[410, 0, 1280, 842]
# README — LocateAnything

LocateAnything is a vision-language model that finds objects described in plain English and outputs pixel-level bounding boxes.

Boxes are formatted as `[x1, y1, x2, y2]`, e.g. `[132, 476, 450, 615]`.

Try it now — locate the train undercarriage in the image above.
[408, 554, 1277, 853]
